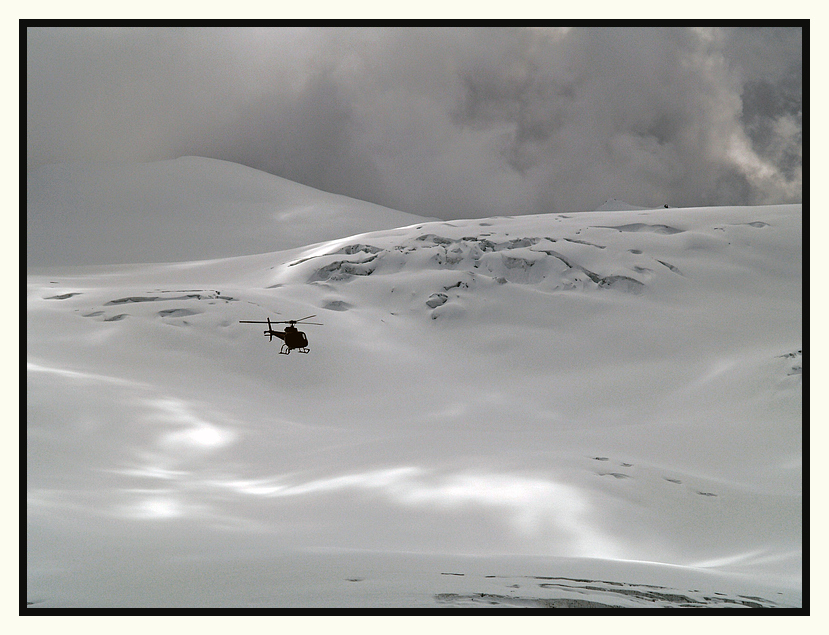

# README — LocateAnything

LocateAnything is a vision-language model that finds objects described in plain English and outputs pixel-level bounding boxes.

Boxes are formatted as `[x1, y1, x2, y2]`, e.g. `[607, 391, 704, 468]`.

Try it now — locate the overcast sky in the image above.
[27, 26, 803, 219]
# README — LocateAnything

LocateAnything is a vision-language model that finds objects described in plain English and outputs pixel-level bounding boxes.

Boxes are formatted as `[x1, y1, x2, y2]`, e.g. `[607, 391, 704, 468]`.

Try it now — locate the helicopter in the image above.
[239, 315, 323, 355]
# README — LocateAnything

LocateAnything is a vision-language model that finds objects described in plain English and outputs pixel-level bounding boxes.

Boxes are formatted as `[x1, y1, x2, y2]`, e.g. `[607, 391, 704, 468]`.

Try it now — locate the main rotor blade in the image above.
[239, 320, 271, 324]
[269, 315, 323, 326]
[272, 320, 323, 326]
[274, 315, 317, 324]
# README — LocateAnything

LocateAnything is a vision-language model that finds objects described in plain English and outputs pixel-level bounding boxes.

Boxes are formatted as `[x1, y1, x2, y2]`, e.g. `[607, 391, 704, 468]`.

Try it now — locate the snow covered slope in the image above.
[26, 204, 802, 608]
[26, 157, 432, 267]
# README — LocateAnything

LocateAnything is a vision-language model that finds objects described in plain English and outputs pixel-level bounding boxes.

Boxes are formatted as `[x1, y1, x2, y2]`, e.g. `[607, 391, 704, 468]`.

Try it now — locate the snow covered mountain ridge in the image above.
[26, 156, 433, 268]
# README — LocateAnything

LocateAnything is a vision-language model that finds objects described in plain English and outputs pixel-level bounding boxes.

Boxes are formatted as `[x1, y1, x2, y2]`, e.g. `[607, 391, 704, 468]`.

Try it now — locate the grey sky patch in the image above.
[741, 77, 802, 180]
[27, 26, 802, 219]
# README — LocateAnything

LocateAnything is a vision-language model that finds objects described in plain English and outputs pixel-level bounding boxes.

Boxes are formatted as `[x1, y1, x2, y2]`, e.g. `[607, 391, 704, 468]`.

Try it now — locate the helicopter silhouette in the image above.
[239, 315, 322, 355]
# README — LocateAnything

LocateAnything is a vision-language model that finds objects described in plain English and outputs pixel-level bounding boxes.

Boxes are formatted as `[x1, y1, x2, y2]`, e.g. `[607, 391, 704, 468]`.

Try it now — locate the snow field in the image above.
[27, 193, 801, 607]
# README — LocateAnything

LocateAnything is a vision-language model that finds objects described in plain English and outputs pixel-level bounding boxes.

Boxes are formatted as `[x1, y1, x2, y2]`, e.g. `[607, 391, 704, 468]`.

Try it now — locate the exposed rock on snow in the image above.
[425, 293, 449, 308]
[44, 292, 82, 300]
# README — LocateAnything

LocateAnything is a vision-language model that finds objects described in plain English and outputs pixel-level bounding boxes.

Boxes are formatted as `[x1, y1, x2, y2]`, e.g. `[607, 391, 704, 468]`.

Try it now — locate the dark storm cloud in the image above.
[27, 26, 802, 218]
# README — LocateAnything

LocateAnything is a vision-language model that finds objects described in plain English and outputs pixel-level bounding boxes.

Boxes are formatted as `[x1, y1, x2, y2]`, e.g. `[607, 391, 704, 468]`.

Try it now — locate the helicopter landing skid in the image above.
[280, 345, 310, 355]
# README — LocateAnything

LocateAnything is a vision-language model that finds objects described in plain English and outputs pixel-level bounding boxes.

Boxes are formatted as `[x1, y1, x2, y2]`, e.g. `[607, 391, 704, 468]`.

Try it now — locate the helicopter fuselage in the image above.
[270, 325, 309, 352]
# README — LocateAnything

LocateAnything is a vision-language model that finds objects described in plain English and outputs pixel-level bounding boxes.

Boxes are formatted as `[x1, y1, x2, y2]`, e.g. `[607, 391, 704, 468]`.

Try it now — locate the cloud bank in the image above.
[27, 26, 802, 218]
